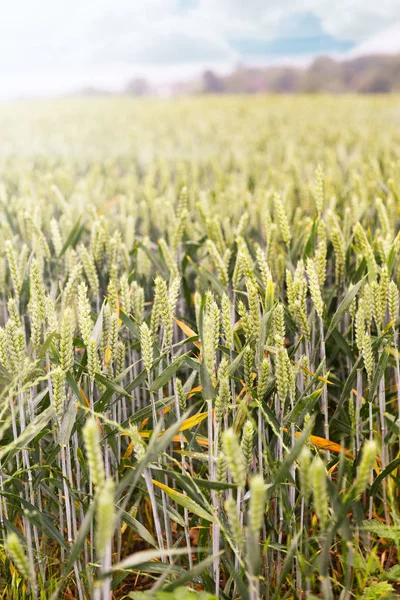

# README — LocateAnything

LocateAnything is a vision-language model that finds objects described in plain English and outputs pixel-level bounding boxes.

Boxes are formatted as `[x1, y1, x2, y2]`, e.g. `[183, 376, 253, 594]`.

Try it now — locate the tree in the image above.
[202, 70, 224, 93]
[125, 78, 153, 96]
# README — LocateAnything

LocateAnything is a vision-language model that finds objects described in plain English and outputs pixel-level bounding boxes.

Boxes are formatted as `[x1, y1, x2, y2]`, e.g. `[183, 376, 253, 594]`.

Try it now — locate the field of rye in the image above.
[0, 96, 400, 599]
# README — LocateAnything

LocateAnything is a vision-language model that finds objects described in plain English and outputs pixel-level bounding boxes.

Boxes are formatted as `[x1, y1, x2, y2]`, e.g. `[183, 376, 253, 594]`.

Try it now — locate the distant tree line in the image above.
[201, 54, 400, 94]
[81, 54, 400, 98]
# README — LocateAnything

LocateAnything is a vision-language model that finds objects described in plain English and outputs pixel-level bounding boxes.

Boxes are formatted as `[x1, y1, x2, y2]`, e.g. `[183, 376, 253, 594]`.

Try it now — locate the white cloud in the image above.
[350, 23, 400, 56]
[189, 0, 400, 41]
[131, 32, 235, 63]
[314, 0, 400, 40]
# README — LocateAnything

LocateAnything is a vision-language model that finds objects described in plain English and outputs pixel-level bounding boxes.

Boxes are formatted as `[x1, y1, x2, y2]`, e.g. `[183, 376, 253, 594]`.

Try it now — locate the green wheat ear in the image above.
[272, 302, 285, 346]
[131, 281, 145, 323]
[5, 533, 36, 589]
[52, 367, 66, 425]
[50, 217, 63, 256]
[275, 346, 291, 402]
[246, 277, 261, 337]
[312, 455, 329, 526]
[354, 440, 377, 497]
[222, 428, 246, 488]
[59, 306, 75, 372]
[274, 193, 291, 247]
[0, 327, 11, 370]
[306, 257, 323, 318]
[203, 296, 220, 378]
[257, 357, 270, 401]
[140, 322, 153, 375]
[216, 453, 227, 490]
[130, 424, 146, 461]
[151, 274, 168, 340]
[95, 478, 116, 560]
[30, 258, 46, 321]
[87, 338, 101, 383]
[331, 224, 345, 285]
[79, 244, 100, 294]
[176, 378, 187, 413]
[249, 475, 266, 535]
[314, 164, 324, 215]
[362, 332, 374, 383]
[6, 317, 25, 371]
[77, 282, 92, 346]
[108, 312, 119, 363]
[5, 239, 22, 302]
[243, 345, 254, 390]
[298, 447, 312, 501]
[241, 420, 254, 471]
[83, 416, 105, 488]
[388, 280, 399, 323]
[119, 273, 131, 315]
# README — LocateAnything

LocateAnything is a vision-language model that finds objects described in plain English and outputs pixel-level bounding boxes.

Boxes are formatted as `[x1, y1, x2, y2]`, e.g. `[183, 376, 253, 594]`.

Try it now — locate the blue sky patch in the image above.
[230, 12, 355, 57]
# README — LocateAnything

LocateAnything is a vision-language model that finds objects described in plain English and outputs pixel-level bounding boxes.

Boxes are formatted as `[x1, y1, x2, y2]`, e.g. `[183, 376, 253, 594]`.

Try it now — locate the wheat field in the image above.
[0, 96, 400, 599]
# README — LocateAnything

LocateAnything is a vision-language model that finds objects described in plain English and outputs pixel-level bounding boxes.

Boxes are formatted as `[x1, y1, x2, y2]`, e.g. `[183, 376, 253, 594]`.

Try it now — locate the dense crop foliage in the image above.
[1, 96, 400, 599]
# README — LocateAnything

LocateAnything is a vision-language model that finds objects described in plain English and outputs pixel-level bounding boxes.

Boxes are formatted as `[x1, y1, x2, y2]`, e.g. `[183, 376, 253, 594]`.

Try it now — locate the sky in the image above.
[0, 0, 400, 99]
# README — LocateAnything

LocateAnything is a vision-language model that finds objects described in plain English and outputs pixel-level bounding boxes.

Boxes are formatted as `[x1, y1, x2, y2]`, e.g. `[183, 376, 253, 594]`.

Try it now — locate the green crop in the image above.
[0, 95, 399, 599]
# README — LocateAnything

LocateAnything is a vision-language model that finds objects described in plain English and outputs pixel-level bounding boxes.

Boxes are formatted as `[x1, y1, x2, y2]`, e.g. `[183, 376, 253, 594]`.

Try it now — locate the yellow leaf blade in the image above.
[175, 318, 201, 349]
[178, 411, 209, 432]
[295, 432, 354, 458]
